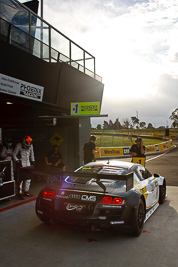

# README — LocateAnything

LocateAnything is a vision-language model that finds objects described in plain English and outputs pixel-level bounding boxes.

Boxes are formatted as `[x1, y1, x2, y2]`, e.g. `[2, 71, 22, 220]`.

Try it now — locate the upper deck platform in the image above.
[0, 0, 102, 82]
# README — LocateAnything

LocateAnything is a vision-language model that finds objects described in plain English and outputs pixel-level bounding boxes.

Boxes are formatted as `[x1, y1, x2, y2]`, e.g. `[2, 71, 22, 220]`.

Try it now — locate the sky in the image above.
[22, 0, 178, 128]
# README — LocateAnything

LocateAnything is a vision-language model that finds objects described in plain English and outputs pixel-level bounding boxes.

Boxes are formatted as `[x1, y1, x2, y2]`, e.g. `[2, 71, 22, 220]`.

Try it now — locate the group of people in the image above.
[83, 135, 145, 164]
[0, 136, 66, 200]
[0, 133, 145, 200]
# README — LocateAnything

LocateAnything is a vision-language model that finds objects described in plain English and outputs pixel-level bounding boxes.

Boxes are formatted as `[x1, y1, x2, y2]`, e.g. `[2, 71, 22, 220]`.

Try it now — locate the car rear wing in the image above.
[57, 171, 134, 192]
[19, 167, 134, 192]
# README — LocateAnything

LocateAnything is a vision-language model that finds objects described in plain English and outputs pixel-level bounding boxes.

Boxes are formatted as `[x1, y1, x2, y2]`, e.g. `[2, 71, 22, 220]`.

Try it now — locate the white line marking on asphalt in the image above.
[146, 150, 170, 162]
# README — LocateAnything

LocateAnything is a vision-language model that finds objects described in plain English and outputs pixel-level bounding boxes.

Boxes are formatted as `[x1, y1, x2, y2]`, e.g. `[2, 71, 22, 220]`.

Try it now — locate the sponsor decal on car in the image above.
[81, 195, 96, 202]
[56, 192, 96, 202]
[82, 166, 92, 170]
[65, 203, 85, 212]
[69, 194, 81, 199]
[144, 202, 159, 222]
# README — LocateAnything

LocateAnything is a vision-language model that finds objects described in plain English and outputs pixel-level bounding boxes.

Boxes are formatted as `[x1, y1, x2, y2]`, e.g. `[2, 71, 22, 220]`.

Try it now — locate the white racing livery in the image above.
[36, 160, 166, 236]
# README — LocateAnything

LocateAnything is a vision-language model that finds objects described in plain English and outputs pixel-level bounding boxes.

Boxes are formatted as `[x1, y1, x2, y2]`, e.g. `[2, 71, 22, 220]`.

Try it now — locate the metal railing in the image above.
[0, 0, 102, 82]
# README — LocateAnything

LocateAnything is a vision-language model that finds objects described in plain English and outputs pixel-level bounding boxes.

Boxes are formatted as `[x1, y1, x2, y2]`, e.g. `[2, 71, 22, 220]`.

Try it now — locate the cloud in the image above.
[95, 72, 178, 127]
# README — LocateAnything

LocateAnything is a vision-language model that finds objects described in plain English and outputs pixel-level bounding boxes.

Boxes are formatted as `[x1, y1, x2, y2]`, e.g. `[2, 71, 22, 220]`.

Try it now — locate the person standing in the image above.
[13, 136, 35, 200]
[129, 137, 145, 159]
[83, 135, 97, 164]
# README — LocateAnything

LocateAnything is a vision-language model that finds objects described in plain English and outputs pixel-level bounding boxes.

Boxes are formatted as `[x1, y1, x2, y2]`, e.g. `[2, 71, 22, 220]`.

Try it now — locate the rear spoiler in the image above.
[57, 171, 134, 192]
[19, 167, 134, 192]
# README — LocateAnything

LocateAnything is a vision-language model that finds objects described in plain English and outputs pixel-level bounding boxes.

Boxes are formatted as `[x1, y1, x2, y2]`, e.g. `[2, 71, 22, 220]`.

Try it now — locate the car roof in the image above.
[82, 160, 138, 175]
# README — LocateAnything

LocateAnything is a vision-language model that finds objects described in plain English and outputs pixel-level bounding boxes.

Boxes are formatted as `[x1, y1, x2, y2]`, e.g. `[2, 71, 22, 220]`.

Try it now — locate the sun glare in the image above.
[101, 56, 159, 99]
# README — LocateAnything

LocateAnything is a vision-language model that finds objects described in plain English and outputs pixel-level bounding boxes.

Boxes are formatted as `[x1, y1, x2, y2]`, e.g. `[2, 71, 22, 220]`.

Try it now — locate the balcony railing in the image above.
[0, 0, 102, 82]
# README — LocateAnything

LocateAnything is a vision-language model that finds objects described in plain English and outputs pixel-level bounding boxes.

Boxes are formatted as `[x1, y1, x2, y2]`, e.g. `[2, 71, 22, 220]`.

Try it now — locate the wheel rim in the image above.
[138, 203, 145, 228]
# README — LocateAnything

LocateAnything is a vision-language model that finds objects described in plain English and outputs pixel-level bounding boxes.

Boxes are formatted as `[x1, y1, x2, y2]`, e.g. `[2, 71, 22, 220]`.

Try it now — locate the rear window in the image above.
[79, 165, 126, 174]
[65, 165, 127, 186]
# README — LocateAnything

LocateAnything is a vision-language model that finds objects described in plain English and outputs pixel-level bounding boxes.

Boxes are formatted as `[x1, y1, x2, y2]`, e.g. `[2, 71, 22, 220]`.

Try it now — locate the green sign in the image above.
[71, 102, 100, 115]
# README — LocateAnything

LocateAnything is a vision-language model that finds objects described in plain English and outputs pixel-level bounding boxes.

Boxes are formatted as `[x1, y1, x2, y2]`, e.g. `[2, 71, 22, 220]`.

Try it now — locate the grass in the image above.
[95, 135, 164, 147]
[92, 129, 178, 134]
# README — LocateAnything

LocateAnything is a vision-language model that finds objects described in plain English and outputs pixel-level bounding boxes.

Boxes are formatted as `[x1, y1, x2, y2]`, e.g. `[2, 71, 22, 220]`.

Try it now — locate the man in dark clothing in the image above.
[45, 145, 66, 171]
[83, 135, 97, 164]
[129, 137, 145, 158]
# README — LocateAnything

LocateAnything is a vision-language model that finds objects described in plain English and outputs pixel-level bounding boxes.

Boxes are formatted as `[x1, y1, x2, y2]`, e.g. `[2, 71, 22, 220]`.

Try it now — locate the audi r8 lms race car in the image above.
[35, 160, 166, 236]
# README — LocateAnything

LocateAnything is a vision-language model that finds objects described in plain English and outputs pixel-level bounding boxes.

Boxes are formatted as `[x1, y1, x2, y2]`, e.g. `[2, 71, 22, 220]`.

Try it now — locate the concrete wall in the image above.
[78, 117, 91, 165]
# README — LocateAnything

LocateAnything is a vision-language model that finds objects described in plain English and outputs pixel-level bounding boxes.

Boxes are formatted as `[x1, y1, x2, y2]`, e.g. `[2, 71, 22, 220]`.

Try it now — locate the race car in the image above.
[35, 160, 166, 236]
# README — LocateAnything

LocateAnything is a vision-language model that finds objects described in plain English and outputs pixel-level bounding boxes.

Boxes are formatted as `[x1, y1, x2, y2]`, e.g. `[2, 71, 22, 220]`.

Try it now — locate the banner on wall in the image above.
[95, 140, 174, 159]
[145, 145, 156, 153]
[100, 147, 123, 157]
[0, 73, 44, 102]
[158, 142, 168, 152]
[71, 102, 100, 115]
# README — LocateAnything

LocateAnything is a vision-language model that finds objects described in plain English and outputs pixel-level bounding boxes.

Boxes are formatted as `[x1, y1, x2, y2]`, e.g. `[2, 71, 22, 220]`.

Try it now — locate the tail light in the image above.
[100, 196, 124, 205]
[112, 198, 123, 204]
[42, 190, 55, 199]
[100, 197, 112, 203]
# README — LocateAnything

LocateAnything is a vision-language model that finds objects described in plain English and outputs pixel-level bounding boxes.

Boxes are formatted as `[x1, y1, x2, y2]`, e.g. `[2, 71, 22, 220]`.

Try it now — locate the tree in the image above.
[131, 116, 139, 129]
[139, 122, 146, 129]
[108, 119, 114, 130]
[103, 121, 109, 129]
[147, 123, 154, 129]
[169, 108, 178, 128]
[113, 118, 121, 130]
[96, 124, 101, 130]
[122, 118, 131, 129]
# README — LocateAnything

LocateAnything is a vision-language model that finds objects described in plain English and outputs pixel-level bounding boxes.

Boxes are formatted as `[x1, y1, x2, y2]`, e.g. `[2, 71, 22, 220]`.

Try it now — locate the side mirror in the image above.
[154, 173, 160, 177]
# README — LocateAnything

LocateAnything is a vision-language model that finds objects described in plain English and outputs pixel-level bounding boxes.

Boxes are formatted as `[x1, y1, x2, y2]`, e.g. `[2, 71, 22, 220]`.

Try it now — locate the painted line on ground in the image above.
[146, 149, 170, 162]
[0, 197, 37, 212]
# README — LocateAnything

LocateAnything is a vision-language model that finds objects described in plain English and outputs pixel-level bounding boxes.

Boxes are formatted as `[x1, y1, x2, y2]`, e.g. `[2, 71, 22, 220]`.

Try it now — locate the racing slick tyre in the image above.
[39, 216, 51, 225]
[131, 198, 145, 236]
[35, 197, 51, 224]
[159, 180, 166, 204]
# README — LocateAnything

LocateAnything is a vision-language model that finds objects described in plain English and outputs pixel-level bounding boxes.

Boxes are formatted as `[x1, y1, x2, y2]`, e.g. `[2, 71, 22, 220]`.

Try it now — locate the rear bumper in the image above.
[36, 198, 135, 228]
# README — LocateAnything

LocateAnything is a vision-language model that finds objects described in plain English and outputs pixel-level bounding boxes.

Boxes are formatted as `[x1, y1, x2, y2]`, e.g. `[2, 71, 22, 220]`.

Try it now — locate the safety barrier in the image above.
[95, 140, 174, 159]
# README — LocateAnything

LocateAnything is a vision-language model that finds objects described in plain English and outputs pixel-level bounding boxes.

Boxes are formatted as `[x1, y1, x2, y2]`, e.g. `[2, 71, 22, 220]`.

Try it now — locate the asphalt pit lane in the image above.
[88, 238, 98, 242]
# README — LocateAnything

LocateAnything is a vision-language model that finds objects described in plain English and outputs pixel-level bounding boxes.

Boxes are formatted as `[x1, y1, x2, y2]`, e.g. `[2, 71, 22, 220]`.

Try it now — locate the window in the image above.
[136, 166, 152, 180]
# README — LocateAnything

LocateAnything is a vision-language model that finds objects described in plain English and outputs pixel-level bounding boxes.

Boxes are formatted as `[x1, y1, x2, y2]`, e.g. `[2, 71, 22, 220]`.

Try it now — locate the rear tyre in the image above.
[35, 197, 52, 225]
[131, 198, 145, 236]
[38, 215, 51, 225]
[159, 180, 166, 204]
